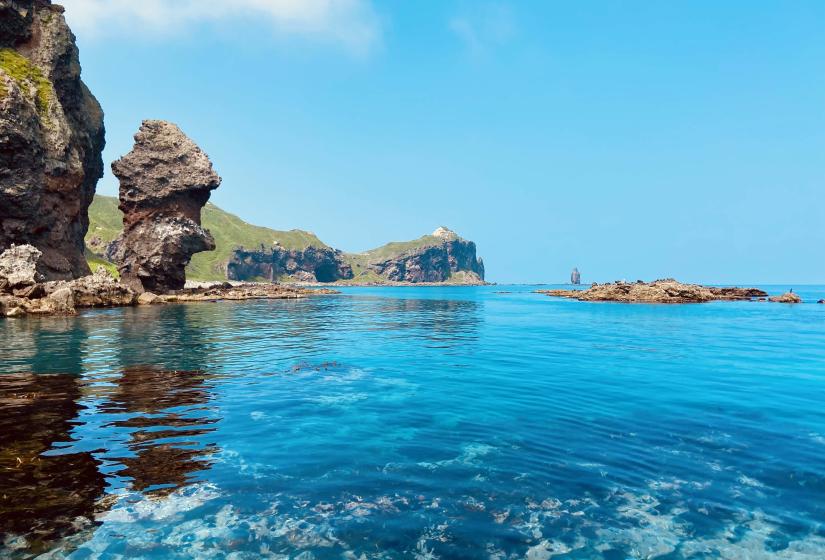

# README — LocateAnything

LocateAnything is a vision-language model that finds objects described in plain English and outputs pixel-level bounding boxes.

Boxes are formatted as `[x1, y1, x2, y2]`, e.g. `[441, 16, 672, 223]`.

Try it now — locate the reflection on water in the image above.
[101, 367, 219, 497]
[1, 288, 823, 558]
[0, 373, 106, 555]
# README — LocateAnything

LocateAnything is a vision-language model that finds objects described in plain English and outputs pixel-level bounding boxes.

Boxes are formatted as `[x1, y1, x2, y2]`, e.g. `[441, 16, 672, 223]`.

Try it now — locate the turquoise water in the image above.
[1, 285, 825, 559]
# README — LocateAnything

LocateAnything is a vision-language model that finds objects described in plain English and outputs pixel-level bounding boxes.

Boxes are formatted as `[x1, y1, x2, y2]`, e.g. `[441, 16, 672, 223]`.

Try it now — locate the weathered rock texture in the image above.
[0, 243, 42, 290]
[769, 292, 802, 304]
[538, 279, 768, 304]
[0, 0, 105, 280]
[111, 120, 221, 293]
[367, 228, 485, 284]
[0, 244, 136, 316]
[228, 245, 353, 283]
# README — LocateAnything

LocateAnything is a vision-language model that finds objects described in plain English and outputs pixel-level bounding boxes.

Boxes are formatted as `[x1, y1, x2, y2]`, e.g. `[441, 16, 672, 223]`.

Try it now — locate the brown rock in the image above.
[137, 292, 159, 305]
[768, 292, 802, 304]
[0, 1, 105, 280]
[110, 120, 221, 293]
[538, 279, 768, 304]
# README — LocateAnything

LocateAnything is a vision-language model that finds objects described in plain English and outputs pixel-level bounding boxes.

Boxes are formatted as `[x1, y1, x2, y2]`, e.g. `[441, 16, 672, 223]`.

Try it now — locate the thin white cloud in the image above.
[450, 2, 516, 56]
[59, 0, 381, 54]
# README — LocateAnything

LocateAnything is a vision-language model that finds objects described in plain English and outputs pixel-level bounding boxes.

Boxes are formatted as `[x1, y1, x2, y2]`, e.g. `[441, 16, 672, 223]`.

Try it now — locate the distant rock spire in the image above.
[571, 267, 581, 285]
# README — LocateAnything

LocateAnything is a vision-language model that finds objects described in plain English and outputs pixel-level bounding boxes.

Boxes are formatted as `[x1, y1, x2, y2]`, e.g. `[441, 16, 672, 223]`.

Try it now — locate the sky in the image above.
[62, 0, 825, 284]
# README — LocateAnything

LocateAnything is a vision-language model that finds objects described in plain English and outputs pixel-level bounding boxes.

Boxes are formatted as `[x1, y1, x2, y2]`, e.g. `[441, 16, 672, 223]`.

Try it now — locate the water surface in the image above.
[1, 286, 824, 558]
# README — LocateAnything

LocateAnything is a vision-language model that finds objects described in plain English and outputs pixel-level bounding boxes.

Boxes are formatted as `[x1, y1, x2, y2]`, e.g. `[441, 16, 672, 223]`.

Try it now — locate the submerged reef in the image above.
[0, 0, 105, 280]
[538, 279, 769, 303]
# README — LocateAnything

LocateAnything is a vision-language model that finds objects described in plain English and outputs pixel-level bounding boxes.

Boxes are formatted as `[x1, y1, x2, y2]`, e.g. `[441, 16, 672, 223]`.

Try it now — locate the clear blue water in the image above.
[1, 285, 825, 559]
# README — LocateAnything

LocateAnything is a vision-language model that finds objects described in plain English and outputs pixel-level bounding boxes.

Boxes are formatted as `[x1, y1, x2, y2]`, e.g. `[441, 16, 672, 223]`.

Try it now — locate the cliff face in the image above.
[110, 120, 221, 293]
[0, 0, 105, 280]
[226, 227, 485, 284]
[227, 245, 353, 283]
[365, 229, 485, 284]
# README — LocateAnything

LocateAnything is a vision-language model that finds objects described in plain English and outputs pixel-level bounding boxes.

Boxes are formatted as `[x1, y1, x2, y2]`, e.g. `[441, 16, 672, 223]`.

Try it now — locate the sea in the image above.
[1, 285, 824, 559]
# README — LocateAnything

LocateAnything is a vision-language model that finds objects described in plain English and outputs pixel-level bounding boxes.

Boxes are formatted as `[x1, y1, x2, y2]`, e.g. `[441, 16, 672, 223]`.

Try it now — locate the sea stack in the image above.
[111, 120, 221, 293]
[0, 0, 105, 280]
[571, 267, 581, 285]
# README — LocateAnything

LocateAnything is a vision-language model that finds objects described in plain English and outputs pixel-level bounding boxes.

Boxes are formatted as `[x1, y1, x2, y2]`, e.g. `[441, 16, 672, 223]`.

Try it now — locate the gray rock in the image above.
[0, 244, 43, 289]
[571, 267, 581, 285]
[0, 1, 105, 280]
[111, 120, 221, 293]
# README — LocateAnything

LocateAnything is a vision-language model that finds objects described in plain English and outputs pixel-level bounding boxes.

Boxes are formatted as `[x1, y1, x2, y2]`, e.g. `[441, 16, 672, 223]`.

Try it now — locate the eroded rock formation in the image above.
[228, 245, 353, 283]
[0, 0, 105, 280]
[367, 228, 485, 284]
[537, 279, 769, 304]
[111, 120, 221, 293]
[571, 267, 581, 285]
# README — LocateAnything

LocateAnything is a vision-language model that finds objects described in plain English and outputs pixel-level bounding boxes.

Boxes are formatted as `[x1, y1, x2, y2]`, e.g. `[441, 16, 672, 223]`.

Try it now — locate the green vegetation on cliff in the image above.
[0, 48, 53, 116]
[86, 195, 329, 281]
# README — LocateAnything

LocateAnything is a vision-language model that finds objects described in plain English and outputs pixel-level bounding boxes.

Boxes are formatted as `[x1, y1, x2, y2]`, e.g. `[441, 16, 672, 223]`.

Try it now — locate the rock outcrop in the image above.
[538, 279, 768, 304]
[228, 245, 353, 283]
[110, 120, 221, 293]
[571, 267, 581, 285]
[366, 227, 485, 284]
[0, 243, 42, 291]
[769, 292, 802, 304]
[0, 0, 105, 280]
[0, 244, 136, 316]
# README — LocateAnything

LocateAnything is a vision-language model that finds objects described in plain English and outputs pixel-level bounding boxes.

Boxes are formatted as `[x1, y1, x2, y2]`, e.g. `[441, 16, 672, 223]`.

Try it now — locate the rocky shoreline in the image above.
[536, 279, 786, 304]
[0, 246, 336, 318]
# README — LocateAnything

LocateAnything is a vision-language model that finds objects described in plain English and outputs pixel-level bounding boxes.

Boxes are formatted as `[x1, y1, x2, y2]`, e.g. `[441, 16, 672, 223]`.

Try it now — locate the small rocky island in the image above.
[538, 279, 770, 304]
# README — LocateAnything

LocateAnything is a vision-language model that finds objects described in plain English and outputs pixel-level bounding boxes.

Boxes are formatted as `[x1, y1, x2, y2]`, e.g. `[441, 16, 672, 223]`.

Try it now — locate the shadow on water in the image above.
[0, 305, 224, 557]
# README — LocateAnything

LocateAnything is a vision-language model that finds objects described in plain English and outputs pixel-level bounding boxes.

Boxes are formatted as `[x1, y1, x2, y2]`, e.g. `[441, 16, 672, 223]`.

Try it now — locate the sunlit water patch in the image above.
[1, 286, 824, 558]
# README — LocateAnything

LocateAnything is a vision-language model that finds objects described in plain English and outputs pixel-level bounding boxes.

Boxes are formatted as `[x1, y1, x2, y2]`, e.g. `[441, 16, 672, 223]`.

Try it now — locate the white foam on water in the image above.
[100, 482, 222, 523]
[737, 475, 766, 488]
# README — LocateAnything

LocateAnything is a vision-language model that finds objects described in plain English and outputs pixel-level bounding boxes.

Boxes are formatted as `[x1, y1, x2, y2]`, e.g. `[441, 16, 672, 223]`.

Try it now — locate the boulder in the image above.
[137, 292, 159, 305]
[0, 244, 43, 289]
[110, 120, 221, 293]
[0, 1, 105, 280]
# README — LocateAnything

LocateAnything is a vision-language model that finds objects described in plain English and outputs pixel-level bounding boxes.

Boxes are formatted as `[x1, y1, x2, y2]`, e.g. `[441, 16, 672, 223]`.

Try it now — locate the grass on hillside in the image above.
[86, 195, 330, 281]
[0, 48, 53, 117]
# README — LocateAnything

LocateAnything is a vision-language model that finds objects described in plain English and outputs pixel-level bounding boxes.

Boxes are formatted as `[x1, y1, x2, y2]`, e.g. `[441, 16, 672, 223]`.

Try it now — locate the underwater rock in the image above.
[0, 0, 105, 280]
[537, 279, 769, 304]
[111, 120, 221, 293]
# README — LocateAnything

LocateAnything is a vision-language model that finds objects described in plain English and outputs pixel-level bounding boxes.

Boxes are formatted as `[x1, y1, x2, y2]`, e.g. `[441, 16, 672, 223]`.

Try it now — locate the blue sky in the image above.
[64, 0, 824, 284]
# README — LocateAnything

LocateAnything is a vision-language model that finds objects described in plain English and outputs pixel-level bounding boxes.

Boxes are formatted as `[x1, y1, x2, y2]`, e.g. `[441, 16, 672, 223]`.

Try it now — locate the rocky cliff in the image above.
[0, 0, 105, 280]
[227, 226, 485, 284]
[355, 227, 485, 284]
[228, 245, 353, 283]
[110, 120, 221, 293]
